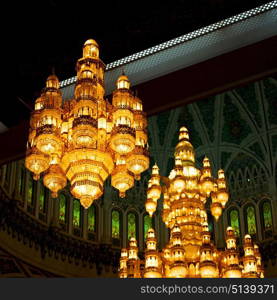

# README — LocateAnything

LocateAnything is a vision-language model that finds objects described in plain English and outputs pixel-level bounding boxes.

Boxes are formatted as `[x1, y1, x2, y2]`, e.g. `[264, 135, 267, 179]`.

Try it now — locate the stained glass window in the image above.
[246, 206, 256, 235]
[229, 209, 240, 237]
[262, 202, 273, 230]
[88, 205, 95, 232]
[127, 212, 137, 240]
[59, 194, 66, 223]
[27, 175, 34, 205]
[144, 215, 152, 240]
[112, 210, 120, 239]
[73, 199, 81, 227]
[39, 181, 46, 212]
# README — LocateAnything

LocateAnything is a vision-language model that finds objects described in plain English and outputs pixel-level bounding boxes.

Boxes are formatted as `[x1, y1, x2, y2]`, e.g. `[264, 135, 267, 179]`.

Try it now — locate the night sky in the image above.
[4, 0, 271, 128]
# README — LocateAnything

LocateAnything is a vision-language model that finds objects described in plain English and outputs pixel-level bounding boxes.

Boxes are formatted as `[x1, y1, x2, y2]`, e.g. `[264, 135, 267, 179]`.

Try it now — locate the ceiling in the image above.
[4, 0, 272, 128]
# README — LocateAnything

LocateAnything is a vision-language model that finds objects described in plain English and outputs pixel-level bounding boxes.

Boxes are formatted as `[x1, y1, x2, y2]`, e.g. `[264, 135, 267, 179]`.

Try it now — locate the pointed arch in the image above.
[228, 171, 236, 191]
[237, 169, 244, 189]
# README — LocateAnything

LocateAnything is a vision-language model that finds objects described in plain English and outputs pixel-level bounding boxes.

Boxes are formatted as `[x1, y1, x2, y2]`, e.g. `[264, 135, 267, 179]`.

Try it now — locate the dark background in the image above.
[4, 0, 271, 128]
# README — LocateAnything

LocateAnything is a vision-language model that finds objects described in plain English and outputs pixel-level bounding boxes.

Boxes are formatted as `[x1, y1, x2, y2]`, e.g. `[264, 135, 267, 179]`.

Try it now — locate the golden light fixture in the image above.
[25, 39, 149, 208]
[119, 127, 264, 278]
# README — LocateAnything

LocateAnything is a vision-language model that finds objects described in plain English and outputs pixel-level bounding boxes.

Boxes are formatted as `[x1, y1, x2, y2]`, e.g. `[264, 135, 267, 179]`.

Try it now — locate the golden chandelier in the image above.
[119, 127, 264, 278]
[25, 39, 149, 209]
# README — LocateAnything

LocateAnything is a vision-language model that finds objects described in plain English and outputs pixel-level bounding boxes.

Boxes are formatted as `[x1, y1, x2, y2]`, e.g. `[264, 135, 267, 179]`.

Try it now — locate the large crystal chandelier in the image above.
[119, 127, 264, 278]
[25, 39, 149, 209]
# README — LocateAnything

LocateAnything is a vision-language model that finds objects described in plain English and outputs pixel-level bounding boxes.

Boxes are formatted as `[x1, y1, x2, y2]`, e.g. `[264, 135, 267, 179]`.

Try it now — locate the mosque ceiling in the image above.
[113, 77, 277, 208]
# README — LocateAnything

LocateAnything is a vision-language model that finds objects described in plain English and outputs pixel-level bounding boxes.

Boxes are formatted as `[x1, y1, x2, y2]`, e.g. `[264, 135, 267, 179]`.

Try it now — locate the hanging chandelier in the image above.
[119, 127, 264, 278]
[25, 39, 149, 209]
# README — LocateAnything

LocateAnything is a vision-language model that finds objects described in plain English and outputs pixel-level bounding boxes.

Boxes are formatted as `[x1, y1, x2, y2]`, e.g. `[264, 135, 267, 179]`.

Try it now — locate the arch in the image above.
[237, 169, 244, 189]
[245, 167, 252, 187]
[228, 171, 236, 191]
[252, 165, 259, 185]
[228, 207, 241, 237]
[127, 211, 138, 241]
[259, 167, 266, 182]
[224, 147, 269, 178]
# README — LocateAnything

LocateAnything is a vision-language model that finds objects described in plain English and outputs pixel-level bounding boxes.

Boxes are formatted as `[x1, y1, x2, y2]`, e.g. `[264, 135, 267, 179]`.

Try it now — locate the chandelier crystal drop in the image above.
[25, 39, 149, 208]
[119, 127, 264, 278]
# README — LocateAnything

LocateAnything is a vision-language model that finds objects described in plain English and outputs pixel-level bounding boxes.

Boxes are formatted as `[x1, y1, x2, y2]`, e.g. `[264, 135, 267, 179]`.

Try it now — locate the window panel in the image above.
[88, 205, 95, 232]
[229, 209, 240, 237]
[59, 194, 66, 223]
[143, 215, 152, 240]
[127, 213, 137, 240]
[39, 180, 46, 212]
[112, 210, 120, 239]
[246, 206, 256, 235]
[262, 202, 273, 230]
[27, 175, 34, 205]
[73, 199, 81, 227]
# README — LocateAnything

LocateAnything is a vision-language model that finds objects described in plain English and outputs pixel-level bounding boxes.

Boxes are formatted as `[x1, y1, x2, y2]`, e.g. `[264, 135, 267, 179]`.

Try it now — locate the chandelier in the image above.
[119, 127, 264, 278]
[25, 39, 149, 209]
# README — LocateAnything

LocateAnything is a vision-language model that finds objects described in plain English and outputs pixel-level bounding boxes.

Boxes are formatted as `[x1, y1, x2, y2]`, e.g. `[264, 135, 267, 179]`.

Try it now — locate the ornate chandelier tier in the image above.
[119, 127, 264, 278]
[25, 39, 149, 209]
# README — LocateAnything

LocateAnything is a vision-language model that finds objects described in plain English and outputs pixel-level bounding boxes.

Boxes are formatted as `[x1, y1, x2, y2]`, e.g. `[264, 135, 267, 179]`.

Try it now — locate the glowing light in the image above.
[25, 40, 149, 208]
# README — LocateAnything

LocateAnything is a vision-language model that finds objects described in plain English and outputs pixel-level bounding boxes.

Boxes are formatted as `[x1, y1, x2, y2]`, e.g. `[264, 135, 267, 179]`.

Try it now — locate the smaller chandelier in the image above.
[119, 127, 264, 278]
[25, 39, 149, 208]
